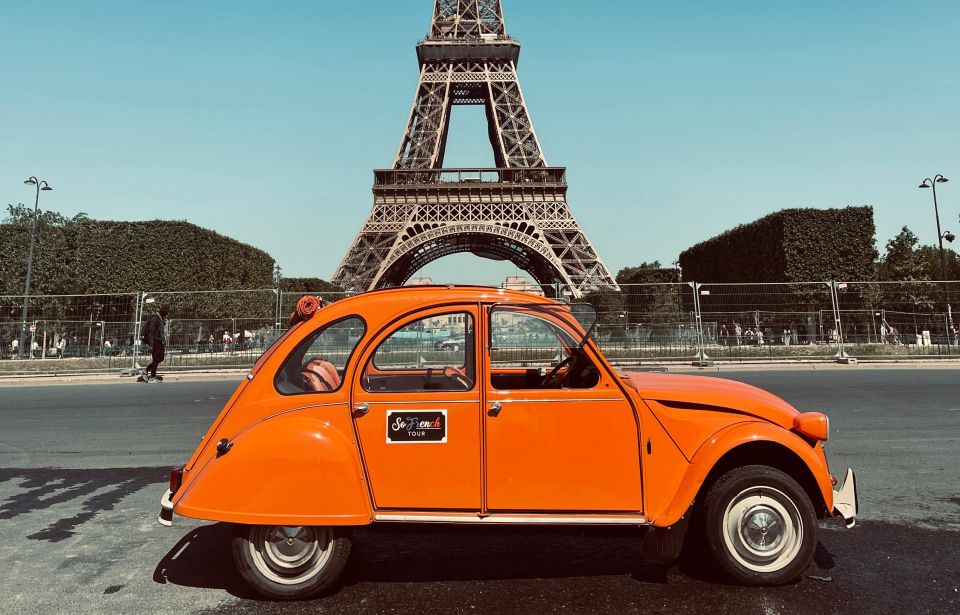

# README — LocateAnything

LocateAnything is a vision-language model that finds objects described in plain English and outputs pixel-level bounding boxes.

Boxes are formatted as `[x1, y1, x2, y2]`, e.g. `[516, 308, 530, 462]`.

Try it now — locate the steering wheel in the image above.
[540, 355, 574, 389]
[443, 365, 474, 390]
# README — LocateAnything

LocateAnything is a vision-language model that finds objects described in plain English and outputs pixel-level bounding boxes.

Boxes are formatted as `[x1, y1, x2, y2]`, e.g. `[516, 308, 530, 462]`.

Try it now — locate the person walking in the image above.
[139, 304, 170, 383]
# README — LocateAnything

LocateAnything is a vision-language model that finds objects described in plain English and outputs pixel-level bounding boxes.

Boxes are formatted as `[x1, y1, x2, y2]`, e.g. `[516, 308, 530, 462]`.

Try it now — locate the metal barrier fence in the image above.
[1, 281, 958, 374]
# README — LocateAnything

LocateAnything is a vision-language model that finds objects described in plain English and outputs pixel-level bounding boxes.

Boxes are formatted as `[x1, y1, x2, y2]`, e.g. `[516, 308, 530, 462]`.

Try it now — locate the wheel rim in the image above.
[721, 486, 803, 573]
[248, 526, 333, 585]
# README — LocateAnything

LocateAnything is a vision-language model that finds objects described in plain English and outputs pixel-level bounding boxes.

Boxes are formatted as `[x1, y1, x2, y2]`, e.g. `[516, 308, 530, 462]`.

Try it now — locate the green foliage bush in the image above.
[678, 206, 878, 283]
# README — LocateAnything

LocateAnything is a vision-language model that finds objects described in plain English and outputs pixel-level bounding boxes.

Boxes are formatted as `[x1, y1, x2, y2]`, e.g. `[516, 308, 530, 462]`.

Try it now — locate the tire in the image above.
[232, 525, 352, 600]
[702, 465, 816, 585]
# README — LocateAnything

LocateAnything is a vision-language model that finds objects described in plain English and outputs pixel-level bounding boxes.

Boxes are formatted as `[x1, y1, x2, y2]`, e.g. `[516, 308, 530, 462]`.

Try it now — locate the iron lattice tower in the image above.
[333, 0, 617, 297]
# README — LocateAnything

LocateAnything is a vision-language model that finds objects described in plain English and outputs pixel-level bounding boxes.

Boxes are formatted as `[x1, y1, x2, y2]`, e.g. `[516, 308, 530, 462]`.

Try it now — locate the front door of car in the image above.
[484, 305, 643, 512]
[352, 305, 482, 510]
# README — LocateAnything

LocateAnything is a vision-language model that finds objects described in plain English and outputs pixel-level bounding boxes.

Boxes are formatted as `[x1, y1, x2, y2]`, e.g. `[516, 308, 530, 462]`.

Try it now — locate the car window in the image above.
[363, 312, 475, 393]
[489, 309, 599, 390]
[275, 317, 366, 395]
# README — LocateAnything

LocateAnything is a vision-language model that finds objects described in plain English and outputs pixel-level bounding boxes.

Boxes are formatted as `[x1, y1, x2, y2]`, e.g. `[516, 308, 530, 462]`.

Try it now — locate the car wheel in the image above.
[232, 525, 351, 600]
[702, 465, 816, 585]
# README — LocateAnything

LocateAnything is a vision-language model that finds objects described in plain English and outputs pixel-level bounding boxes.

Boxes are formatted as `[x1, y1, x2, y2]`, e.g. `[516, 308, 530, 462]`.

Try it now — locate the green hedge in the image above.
[679, 206, 878, 283]
[1, 217, 274, 296]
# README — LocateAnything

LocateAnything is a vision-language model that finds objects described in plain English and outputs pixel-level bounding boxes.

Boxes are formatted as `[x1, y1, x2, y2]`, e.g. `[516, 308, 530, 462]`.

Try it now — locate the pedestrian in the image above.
[951, 324, 959, 346]
[102, 339, 112, 356]
[31, 340, 41, 358]
[10, 338, 18, 357]
[719, 324, 728, 347]
[139, 304, 170, 383]
[57, 337, 66, 358]
[223, 330, 233, 353]
[733, 323, 742, 346]
[880, 322, 888, 344]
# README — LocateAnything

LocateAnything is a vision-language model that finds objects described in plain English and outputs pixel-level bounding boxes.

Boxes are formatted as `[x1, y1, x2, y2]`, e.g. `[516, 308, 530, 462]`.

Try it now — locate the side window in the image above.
[363, 312, 475, 393]
[275, 317, 365, 395]
[489, 309, 600, 390]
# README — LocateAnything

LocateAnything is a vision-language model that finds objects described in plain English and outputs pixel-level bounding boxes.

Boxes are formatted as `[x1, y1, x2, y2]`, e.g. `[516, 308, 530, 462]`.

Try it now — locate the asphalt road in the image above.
[0, 369, 957, 614]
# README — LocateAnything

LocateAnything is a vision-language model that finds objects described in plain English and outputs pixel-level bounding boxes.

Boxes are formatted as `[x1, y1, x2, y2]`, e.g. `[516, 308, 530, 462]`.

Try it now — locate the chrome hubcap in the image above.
[249, 526, 333, 585]
[742, 506, 784, 552]
[722, 486, 802, 573]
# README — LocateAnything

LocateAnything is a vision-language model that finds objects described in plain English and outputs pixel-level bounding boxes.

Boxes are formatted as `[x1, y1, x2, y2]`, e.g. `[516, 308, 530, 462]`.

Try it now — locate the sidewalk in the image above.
[0, 369, 249, 387]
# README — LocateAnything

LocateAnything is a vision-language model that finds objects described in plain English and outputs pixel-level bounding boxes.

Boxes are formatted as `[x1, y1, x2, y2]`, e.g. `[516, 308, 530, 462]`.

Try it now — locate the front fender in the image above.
[653, 421, 834, 526]
[173, 408, 372, 526]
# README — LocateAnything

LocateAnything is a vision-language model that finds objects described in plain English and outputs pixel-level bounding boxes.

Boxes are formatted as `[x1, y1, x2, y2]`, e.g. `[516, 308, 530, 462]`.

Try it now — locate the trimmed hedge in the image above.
[1, 218, 274, 296]
[679, 206, 878, 283]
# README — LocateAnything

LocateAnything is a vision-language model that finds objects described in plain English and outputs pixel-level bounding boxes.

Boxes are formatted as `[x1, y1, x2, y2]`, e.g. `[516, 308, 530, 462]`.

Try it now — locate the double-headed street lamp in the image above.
[918, 174, 954, 339]
[18, 177, 53, 358]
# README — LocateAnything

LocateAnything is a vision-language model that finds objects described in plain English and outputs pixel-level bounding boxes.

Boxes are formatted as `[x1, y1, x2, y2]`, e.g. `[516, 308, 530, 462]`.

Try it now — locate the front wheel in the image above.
[702, 465, 816, 585]
[232, 525, 351, 600]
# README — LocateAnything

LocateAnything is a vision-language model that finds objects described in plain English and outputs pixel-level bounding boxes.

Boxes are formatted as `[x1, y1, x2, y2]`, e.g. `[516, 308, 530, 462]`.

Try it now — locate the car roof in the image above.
[323, 285, 557, 311]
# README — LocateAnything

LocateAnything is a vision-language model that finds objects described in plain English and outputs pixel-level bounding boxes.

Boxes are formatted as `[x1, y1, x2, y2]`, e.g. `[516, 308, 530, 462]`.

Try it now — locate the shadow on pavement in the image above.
[154, 522, 673, 600]
[0, 467, 167, 542]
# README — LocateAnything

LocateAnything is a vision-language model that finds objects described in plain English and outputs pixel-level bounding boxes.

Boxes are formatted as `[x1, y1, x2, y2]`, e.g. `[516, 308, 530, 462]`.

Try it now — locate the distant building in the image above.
[502, 276, 543, 296]
[406, 277, 434, 286]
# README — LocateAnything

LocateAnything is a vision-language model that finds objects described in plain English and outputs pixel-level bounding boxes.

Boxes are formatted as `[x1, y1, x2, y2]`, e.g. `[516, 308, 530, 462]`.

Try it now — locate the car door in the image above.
[351, 306, 482, 510]
[484, 305, 643, 512]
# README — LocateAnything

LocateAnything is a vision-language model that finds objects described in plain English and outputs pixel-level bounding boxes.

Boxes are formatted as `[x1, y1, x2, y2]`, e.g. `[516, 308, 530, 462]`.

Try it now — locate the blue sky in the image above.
[2, 0, 958, 284]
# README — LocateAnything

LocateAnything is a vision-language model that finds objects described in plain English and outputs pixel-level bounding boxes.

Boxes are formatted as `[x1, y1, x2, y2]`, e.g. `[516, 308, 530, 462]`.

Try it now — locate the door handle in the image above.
[488, 401, 502, 417]
[353, 402, 369, 417]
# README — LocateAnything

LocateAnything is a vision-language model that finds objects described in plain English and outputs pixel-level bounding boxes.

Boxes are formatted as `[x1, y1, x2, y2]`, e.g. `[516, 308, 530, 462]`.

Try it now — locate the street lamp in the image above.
[18, 177, 53, 358]
[919, 174, 953, 341]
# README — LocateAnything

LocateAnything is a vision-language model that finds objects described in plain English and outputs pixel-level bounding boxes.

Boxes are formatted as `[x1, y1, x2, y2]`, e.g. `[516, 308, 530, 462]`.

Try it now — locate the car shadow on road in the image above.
[154, 522, 677, 600]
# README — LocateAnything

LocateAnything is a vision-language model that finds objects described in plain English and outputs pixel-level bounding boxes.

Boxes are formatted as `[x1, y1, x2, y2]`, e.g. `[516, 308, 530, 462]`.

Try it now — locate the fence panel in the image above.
[2, 282, 958, 374]
[590, 283, 697, 363]
[693, 283, 840, 362]
[0, 293, 140, 373]
[838, 281, 959, 358]
[136, 289, 282, 370]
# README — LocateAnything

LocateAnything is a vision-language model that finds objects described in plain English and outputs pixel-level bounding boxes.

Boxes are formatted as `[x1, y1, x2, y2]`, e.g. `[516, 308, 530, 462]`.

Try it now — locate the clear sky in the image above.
[2, 0, 958, 285]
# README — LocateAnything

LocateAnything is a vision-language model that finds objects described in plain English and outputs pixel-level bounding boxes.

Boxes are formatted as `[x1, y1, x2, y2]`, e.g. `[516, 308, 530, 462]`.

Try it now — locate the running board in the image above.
[374, 513, 649, 526]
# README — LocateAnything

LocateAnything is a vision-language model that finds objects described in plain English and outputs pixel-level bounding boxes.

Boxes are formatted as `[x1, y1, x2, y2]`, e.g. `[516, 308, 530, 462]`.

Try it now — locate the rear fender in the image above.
[173, 407, 372, 526]
[652, 421, 833, 526]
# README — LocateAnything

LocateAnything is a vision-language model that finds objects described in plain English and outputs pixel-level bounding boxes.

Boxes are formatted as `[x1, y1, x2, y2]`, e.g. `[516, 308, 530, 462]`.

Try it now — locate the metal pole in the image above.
[18, 182, 42, 358]
[690, 282, 712, 367]
[831, 282, 854, 363]
[923, 175, 953, 346]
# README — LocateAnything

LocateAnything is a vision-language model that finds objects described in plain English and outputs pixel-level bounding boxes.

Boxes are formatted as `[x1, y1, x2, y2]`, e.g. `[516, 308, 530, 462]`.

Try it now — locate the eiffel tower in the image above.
[332, 0, 617, 297]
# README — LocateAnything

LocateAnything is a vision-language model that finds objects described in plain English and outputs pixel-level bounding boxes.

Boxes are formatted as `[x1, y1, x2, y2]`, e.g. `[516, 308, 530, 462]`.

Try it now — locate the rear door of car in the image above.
[351, 304, 482, 510]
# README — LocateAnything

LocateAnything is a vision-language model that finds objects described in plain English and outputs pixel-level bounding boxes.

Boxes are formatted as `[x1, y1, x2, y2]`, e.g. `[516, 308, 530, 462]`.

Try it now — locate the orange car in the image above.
[158, 286, 857, 599]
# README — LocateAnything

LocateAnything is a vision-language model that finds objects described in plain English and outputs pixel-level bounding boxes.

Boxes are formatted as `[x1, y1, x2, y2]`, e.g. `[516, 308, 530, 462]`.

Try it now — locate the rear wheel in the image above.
[232, 525, 351, 600]
[703, 465, 816, 585]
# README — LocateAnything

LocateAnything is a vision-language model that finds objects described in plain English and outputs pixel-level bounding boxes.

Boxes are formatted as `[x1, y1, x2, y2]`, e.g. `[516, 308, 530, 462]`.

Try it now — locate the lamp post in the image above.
[919, 174, 954, 343]
[18, 177, 53, 358]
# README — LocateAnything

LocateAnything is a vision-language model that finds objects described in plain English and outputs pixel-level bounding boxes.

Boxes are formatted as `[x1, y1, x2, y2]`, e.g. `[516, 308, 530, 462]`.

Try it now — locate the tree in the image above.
[878, 227, 935, 313]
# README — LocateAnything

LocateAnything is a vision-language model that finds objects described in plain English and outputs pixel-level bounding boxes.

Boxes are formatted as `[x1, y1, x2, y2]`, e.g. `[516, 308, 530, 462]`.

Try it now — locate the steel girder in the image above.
[332, 1, 618, 297]
[432, 0, 505, 39]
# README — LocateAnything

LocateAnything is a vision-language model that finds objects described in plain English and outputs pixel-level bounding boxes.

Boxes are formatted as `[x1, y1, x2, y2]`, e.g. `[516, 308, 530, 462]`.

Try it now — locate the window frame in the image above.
[361, 308, 478, 394]
[273, 315, 367, 396]
[486, 304, 602, 391]
[370, 311, 473, 373]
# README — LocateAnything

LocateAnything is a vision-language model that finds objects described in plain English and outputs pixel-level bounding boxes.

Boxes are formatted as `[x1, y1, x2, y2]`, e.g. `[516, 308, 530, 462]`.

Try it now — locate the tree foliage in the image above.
[615, 262, 684, 333]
